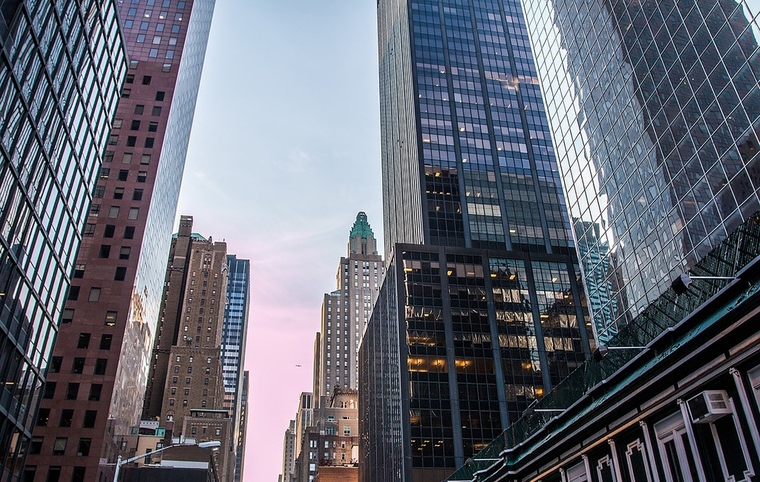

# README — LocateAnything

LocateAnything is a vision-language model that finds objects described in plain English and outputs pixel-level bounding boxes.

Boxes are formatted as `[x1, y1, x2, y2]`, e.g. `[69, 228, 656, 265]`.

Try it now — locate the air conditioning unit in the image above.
[687, 390, 731, 424]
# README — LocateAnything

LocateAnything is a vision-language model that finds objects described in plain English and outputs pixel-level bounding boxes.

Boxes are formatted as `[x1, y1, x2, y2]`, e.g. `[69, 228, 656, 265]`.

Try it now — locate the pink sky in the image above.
[174, 0, 382, 479]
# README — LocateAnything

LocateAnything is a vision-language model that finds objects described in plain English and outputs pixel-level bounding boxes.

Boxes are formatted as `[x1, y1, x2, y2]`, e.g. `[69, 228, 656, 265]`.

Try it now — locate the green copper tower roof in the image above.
[349, 212, 374, 239]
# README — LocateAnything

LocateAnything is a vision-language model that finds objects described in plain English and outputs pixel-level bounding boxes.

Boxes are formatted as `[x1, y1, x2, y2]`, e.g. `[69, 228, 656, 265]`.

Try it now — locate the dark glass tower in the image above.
[520, 0, 760, 342]
[361, 1, 592, 481]
[0, 0, 125, 479]
[27, 0, 215, 480]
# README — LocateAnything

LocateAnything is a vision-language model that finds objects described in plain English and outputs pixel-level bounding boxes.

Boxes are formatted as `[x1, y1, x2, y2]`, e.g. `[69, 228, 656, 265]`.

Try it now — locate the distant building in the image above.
[279, 420, 297, 482]
[141, 216, 234, 481]
[222, 254, 250, 481]
[314, 212, 384, 400]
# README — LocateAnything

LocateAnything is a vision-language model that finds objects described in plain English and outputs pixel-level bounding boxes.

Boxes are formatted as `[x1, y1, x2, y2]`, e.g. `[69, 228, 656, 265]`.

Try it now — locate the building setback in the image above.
[0, 0, 126, 479]
[28, 0, 216, 478]
[361, 0, 592, 480]
[520, 0, 760, 342]
[315, 212, 383, 400]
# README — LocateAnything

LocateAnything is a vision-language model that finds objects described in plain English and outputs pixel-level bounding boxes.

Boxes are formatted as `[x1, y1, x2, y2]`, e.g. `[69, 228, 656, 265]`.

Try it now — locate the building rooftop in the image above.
[349, 212, 374, 239]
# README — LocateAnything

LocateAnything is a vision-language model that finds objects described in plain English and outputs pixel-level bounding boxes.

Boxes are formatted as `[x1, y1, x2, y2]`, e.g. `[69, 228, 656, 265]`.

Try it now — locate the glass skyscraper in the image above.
[361, 0, 592, 480]
[521, 0, 760, 342]
[27, 0, 215, 479]
[223, 254, 250, 482]
[0, 0, 125, 479]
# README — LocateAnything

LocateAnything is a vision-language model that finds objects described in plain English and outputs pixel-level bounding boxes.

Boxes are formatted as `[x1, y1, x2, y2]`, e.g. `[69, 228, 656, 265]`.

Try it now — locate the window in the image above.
[113, 187, 124, 199]
[119, 247, 131, 260]
[82, 410, 97, 428]
[149, 48, 158, 58]
[52, 438, 67, 456]
[89, 384, 102, 401]
[134, 104, 145, 115]
[108, 206, 120, 218]
[88, 288, 101, 302]
[99, 168, 110, 180]
[151, 106, 162, 116]
[137, 171, 147, 182]
[77, 333, 90, 349]
[144, 137, 154, 148]
[77, 439, 91, 456]
[118, 169, 129, 181]
[156, 91, 165, 101]
[182, 400, 188, 406]
[148, 122, 158, 133]
[47, 467, 61, 482]
[128, 208, 139, 220]
[59, 409, 73, 427]
[169, 399, 175, 406]
[130, 59, 139, 68]
[37, 408, 50, 426]
[66, 383, 79, 400]
[114, 267, 127, 281]
[169, 37, 177, 45]
[62, 308, 75, 324]
[99, 245, 111, 258]
[165, 50, 174, 59]
[104, 151, 114, 163]
[185, 377, 191, 384]
[95, 359, 108, 375]
[105, 311, 117, 326]
[43, 382, 56, 399]
[93, 186, 105, 198]
[83, 223, 95, 236]
[126, 136, 137, 147]
[140, 20, 149, 29]
[655, 412, 699, 482]
[141, 153, 152, 164]
[104, 225, 115, 238]
[152, 36, 161, 44]
[124, 226, 136, 239]
[136, 33, 146, 43]
[172, 24, 180, 33]
[130, 120, 140, 130]
[121, 89, 130, 99]
[50, 357, 62, 373]
[156, 22, 165, 31]
[30, 437, 43, 454]
[89, 204, 100, 217]
[71, 467, 86, 482]
[72, 358, 85, 373]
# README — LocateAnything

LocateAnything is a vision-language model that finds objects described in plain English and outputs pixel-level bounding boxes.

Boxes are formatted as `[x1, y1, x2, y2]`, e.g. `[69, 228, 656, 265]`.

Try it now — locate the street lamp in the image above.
[113, 440, 221, 482]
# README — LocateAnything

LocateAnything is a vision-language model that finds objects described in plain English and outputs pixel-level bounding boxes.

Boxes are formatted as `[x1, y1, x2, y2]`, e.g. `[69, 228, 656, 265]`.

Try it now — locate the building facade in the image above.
[28, 0, 216, 479]
[0, 0, 126, 479]
[362, 0, 593, 479]
[446, 213, 760, 482]
[221, 254, 249, 482]
[520, 0, 760, 341]
[315, 213, 383, 400]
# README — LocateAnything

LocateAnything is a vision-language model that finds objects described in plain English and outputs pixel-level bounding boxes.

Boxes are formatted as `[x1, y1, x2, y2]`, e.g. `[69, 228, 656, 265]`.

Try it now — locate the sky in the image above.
[174, 0, 383, 480]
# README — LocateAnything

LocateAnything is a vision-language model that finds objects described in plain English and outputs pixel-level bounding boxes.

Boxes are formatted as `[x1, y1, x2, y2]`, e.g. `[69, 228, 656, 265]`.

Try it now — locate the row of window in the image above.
[43, 381, 104, 400]
[48, 357, 108, 375]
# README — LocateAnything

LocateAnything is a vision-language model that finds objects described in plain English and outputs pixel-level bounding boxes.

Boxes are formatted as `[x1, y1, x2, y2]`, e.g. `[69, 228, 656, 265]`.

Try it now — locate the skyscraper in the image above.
[28, 0, 216, 479]
[222, 254, 250, 482]
[0, 0, 125, 479]
[141, 215, 234, 482]
[315, 212, 383, 400]
[520, 0, 760, 341]
[361, 1, 592, 480]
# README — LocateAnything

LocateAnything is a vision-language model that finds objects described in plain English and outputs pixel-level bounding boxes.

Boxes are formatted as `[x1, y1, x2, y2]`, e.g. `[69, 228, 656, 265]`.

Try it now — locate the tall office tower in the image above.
[361, 1, 592, 480]
[315, 212, 383, 400]
[519, 0, 760, 341]
[0, 0, 125, 479]
[221, 254, 249, 481]
[279, 419, 297, 482]
[29, 0, 215, 479]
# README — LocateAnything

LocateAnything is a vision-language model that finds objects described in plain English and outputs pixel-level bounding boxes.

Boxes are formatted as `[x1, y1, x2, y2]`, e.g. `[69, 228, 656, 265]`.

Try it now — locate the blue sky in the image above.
[175, 0, 383, 479]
